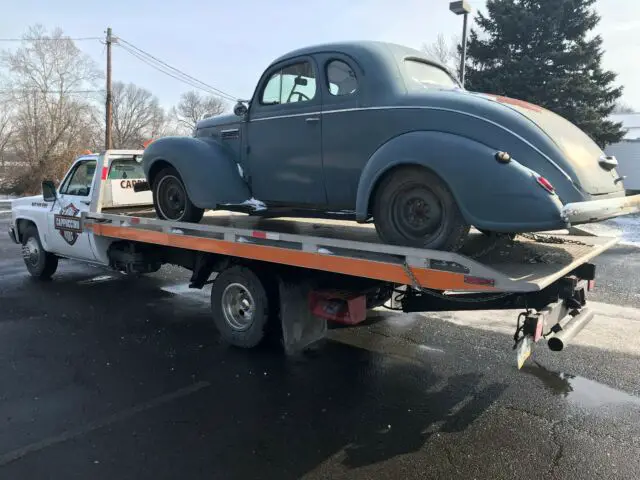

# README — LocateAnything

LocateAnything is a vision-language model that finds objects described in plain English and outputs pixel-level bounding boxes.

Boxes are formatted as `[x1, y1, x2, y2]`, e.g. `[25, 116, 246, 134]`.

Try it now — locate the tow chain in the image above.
[518, 232, 588, 246]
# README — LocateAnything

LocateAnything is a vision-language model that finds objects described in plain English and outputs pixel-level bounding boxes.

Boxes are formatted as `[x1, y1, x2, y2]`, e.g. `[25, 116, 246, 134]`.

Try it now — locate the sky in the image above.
[1, 0, 639, 111]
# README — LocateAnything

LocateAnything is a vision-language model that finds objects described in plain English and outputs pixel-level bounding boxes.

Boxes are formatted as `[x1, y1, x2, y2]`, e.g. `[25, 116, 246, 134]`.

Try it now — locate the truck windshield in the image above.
[404, 59, 459, 91]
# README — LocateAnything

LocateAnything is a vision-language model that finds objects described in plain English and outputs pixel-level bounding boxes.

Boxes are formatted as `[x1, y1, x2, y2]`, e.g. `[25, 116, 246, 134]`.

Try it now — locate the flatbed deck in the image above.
[85, 208, 617, 293]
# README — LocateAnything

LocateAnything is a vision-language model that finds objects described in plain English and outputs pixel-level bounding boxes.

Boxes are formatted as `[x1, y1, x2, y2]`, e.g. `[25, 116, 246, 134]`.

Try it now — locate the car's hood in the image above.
[196, 113, 239, 130]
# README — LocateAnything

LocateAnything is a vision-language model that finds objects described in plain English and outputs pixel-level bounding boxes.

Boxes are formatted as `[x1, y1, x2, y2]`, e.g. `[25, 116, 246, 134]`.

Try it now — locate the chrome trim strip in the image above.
[250, 106, 572, 181]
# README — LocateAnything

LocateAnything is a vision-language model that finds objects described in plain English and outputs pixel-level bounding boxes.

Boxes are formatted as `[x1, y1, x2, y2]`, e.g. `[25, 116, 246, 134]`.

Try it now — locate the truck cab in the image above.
[9, 150, 151, 276]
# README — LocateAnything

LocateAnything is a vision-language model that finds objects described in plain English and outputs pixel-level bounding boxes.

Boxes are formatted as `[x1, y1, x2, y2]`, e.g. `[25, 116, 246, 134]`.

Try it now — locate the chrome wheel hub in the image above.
[221, 283, 256, 331]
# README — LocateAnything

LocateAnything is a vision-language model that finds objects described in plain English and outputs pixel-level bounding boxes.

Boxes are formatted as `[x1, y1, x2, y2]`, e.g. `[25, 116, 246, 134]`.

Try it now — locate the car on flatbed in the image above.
[6, 150, 624, 367]
[139, 40, 640, 251]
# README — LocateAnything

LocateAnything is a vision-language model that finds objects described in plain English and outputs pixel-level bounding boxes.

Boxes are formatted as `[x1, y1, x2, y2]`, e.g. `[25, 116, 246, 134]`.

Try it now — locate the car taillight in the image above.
[536, 175, 555, 194]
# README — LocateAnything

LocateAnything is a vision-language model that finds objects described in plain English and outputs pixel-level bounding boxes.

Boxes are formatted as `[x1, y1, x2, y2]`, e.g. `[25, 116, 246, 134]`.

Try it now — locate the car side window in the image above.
[260, 61, 317, 105]
[60, 160, 97, 197]
[326, 60, 358, 96]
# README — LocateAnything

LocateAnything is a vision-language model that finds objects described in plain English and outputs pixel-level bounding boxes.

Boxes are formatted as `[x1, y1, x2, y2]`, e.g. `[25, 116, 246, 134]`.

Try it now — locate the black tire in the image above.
[21, 225, 58, 280]
[373, 166, 469, 251]
[210, 266, 270, 348]
[479, 229, 516, 241]
[152, 166, 204, 223]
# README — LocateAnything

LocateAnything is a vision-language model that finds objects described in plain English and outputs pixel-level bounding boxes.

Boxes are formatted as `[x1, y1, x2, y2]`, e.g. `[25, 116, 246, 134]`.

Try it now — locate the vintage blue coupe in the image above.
[141, 41, 640, 251]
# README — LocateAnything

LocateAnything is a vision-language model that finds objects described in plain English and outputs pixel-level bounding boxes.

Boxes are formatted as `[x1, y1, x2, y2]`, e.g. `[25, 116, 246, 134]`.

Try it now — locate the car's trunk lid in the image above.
[478, 94, 622, 196]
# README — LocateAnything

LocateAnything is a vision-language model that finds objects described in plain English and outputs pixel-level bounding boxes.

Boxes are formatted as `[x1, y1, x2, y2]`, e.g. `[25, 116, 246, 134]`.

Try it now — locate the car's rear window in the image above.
[404, 59, 459, 91]
[108, 159, 146, 180]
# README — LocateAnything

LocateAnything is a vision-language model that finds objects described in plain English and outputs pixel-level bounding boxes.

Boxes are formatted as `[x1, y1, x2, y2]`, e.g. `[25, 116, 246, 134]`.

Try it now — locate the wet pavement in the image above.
[1, 217, 640, 479]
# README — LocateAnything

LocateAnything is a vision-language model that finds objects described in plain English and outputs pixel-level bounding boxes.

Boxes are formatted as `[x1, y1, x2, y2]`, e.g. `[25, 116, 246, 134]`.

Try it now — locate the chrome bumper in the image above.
[562, 193, 640, 225]
[8, 225, 18, 244]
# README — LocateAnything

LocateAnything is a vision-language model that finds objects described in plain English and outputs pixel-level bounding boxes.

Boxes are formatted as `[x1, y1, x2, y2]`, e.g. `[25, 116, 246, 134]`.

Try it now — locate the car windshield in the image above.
[404, 59, 460, 91]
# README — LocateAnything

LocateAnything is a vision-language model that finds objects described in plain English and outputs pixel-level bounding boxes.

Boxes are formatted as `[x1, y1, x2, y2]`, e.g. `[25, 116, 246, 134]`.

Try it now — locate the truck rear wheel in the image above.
[21, 225, 58, 280]
[210, 266, 271, 348]
[152, 166, 204, 223]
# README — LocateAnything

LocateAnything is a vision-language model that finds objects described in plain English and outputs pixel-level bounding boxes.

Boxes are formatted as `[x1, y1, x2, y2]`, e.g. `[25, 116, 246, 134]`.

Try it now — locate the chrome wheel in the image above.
[22, 237, 40, 266]
[221, 283, 256, 331]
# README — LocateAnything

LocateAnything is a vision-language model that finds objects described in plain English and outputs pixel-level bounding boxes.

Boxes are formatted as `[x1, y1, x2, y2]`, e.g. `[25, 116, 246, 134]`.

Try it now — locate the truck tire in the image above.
[152, 166, 204, 223]
[210, 266, 270, 348]
[21, 225, 58, 280]
[373, 166, 469, 251]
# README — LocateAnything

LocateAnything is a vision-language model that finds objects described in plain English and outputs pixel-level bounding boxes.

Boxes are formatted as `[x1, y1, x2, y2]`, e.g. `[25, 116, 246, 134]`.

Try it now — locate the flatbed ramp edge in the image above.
[84, 210, 617, 294]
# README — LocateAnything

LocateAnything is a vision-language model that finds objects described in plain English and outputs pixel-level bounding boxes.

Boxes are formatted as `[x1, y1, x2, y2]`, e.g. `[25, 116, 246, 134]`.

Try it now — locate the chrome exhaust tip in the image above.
[547, 308, 594, 352]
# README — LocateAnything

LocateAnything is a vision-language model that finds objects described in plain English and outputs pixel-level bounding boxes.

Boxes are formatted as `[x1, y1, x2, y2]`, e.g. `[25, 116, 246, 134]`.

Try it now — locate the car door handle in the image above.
[305, 117, 319, 124]
[81, 200, 91, 206]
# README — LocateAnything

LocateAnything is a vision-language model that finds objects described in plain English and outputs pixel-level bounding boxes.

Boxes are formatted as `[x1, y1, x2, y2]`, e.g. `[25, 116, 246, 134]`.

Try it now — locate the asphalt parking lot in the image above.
[1, 214, 640, 479]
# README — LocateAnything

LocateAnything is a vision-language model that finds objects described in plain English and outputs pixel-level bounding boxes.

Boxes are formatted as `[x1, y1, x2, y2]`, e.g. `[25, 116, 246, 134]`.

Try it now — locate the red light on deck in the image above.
[536, 175, 555, 194]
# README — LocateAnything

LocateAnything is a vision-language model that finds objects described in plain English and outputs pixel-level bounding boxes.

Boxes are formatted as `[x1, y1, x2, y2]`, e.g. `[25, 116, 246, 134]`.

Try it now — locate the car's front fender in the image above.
[356, 131, 566, 233]
[142, 136, 250, 209]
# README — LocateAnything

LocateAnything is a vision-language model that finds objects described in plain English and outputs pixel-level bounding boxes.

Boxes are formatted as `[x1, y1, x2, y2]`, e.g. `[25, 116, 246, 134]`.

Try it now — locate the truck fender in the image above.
[355, 131, 565, 233]
[14, 216, 52, 251]
[142, 136, 250, 209]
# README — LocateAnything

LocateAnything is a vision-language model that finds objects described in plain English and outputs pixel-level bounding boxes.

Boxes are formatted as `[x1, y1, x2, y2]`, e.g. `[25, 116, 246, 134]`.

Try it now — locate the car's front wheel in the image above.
[152, 166, 204, 223]
[373, 167, 469, 251]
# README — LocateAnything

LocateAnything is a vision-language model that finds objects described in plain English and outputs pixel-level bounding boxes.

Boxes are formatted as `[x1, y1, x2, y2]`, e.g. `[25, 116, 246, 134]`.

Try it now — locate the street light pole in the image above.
[449, 1, 472, 87]
[459, 11, 469, 86]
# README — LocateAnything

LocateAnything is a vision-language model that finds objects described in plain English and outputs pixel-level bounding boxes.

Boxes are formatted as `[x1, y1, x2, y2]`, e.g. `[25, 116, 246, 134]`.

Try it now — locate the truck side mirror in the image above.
[42, 180, 57, 202]
[233, 100, 248, 117]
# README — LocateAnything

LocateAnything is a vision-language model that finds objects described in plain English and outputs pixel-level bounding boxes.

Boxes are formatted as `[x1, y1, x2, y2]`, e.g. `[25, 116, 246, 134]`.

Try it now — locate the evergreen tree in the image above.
[465, 0, 624, 147]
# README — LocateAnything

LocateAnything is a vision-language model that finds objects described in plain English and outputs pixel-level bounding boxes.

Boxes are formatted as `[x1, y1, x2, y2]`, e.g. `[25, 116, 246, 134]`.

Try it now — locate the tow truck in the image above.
[8, 150, 618, 368]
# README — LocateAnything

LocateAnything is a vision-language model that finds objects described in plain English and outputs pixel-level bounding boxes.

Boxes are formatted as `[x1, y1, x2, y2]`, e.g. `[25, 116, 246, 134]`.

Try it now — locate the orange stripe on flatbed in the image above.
[89, 223, 496, 292]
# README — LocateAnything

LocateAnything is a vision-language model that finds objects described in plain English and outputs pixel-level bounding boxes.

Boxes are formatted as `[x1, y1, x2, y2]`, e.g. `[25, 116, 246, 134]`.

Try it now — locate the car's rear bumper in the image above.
[562, 193, 640, 225]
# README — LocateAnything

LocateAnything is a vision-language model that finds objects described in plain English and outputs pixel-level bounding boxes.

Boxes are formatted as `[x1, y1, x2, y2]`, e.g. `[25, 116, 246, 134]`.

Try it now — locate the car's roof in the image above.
[270, 40, 442, 69]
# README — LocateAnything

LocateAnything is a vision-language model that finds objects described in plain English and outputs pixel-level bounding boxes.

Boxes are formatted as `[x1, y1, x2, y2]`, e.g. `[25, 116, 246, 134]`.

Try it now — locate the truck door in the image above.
[47, 158, 98, 261]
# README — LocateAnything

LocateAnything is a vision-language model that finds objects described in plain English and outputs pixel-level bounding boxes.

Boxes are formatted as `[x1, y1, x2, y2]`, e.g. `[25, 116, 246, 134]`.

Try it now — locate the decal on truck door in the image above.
[54, 203, 82, 245]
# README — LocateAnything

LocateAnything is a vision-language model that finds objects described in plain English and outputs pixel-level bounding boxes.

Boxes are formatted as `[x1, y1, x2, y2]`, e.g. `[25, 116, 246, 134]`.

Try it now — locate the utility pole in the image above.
[105, 27, 113, 150]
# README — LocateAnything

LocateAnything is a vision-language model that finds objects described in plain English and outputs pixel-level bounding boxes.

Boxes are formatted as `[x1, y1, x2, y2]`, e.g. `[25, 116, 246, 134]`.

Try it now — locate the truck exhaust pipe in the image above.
[547, 308, 594, 352]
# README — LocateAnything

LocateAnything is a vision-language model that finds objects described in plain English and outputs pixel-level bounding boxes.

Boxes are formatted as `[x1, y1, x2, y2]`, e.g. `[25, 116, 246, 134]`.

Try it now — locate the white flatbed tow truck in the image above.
[8, 150, 619, 368]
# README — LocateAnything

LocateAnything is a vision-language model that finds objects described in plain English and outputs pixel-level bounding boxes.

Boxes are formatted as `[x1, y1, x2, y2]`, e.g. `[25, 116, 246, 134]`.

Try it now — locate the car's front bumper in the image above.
[562, 193, 640, 225]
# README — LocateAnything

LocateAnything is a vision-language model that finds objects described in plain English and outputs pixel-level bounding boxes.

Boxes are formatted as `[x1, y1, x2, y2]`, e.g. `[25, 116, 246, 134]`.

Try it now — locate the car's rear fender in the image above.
[142, 136, 250, 209]
[356, 131, 567, 233]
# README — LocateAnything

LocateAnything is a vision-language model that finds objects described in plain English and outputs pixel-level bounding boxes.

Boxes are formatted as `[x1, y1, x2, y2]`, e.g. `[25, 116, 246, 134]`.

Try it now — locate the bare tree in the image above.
[110, 81, 167, 148]
[612, 102, 635, 114]
[1, 25, 102, 192]
[171, 90, 226, 134]
[0, 98, 13, 170]
[422, 33, 461, 76]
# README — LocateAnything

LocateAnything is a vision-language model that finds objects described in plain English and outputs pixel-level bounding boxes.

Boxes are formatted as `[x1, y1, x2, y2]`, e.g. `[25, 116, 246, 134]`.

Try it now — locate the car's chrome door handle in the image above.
[305, 117, 319, 124]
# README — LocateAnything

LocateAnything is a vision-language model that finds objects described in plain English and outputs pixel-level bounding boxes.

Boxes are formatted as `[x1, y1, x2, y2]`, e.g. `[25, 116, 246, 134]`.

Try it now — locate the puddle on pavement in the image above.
[522, 361, 640, 410]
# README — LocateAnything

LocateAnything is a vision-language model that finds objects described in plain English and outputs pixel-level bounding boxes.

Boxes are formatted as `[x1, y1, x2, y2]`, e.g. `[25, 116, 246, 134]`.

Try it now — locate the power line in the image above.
[117, 43, 226, 98]
[115, 37, 237, 101]
[0, 36, 101, 42]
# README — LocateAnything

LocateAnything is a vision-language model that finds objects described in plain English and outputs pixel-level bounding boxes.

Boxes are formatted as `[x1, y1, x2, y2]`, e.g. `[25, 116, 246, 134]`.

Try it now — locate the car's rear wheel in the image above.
[373, 166, 469, 251]
[152, 166, 204, 223]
